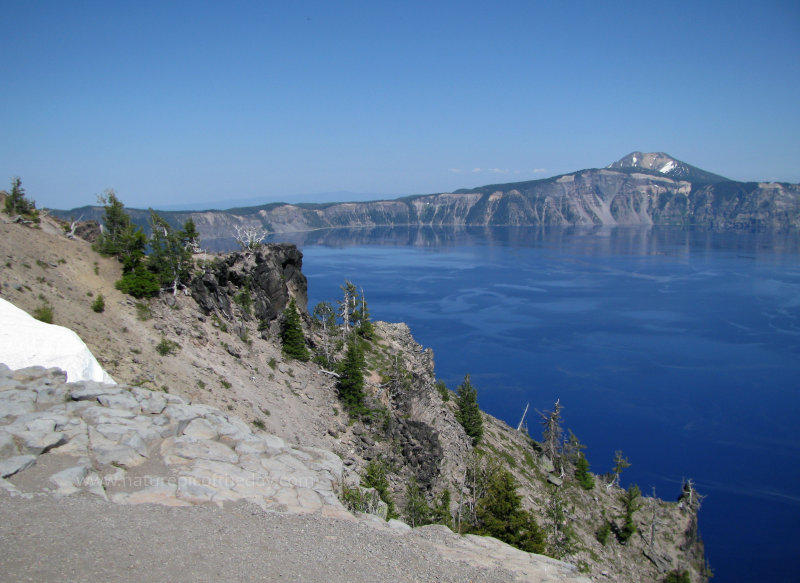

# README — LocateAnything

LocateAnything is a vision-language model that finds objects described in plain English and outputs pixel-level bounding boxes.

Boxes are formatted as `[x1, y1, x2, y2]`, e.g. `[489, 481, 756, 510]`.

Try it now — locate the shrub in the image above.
[664, 570, 690, 583]
[435, 379, 450, 402]
[91, 294, 105, 313]
[115, 265, 160, 298]
[362, 457, 397, 519]
[155, 338, 180, 356]
[596, 520, 612, 545]
[33, 303, 53, 324]
[135, 302, 152, 321]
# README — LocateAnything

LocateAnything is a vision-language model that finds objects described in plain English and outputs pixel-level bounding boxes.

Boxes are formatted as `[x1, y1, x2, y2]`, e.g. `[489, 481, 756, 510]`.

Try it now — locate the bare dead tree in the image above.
[539, 399, 564, 474]
[64, 215, 84, 239]
[233, 224, 268, 250]
[647, 486, 666, 549]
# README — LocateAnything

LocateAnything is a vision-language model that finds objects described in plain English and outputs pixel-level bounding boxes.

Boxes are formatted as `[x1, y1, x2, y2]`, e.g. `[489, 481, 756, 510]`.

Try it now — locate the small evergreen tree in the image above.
[362, 457, 397, 519]
[182, 217, 201, 252]
[337, 339, 366, 411]
[431, 488, 453, 528]
[281, 298, 309, 361]
[94, 190, 138, 258]
[475, 468, 545, 554]
[354, 286, 374, 339]
[4, 177, 37, 219]
[609, 449, 631, 489]
[91, 294, 105, 313]
[147, 210, 192, 295]
[456, 374, 483, 445]
[575, 452, 595, 490]
[617, 483, 642, 543]
[404, 476, 431, 527]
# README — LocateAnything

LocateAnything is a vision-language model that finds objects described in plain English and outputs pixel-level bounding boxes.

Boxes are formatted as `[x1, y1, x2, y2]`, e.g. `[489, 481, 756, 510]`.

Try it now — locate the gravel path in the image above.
[0, 493, 519, 583]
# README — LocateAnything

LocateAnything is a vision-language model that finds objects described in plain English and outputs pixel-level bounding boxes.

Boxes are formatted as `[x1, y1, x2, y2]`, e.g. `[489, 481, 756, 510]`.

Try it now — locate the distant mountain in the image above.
[50, 153, 800, 247]
[607, 151, 731, 184]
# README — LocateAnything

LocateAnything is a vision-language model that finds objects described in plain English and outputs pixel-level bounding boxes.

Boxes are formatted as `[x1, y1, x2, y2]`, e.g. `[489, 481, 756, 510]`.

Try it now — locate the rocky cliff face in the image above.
[50, 154, 800, 250]
[190, 243, 307, 330]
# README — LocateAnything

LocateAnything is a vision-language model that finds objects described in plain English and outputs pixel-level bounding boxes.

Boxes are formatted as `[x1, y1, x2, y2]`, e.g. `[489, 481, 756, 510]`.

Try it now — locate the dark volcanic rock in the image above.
[190, 244, 307, 325]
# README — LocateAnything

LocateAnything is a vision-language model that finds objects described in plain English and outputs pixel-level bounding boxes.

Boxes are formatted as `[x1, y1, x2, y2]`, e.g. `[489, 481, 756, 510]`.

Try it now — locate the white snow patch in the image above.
[632, 155, 638, 166]
[659, 161, 677, 174]
[0, 298, 115, 383]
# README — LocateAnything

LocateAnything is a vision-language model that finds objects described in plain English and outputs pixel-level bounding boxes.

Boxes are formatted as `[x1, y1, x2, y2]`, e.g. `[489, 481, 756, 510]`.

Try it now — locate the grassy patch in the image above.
[33, 303, 53, 324]
[155, 338, 180, 356]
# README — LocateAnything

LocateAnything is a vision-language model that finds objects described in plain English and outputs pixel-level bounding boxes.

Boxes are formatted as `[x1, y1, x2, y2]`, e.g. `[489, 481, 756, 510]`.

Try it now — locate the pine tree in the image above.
[362, 457, 397, 519]
[575, 452, 595, 490]
[617, 484, 642, 543]
[404, 476, 431, 527]
[148, 210, 192, 295]
[4, 177, 36, 218]
[607, 449, 631, 490]
[431, 489, 453, 528]
[182, 217, 201, 252]
[475, 468, 545, 554]
[456, 374, 483, 445]
[281, 298, 309, 361]
[337, 339, 366, 411]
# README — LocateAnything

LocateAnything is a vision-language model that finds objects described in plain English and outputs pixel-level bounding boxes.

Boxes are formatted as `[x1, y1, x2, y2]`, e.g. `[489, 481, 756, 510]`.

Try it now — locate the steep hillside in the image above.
[49, 154, 800, 248]
[0, 214, 709, 582]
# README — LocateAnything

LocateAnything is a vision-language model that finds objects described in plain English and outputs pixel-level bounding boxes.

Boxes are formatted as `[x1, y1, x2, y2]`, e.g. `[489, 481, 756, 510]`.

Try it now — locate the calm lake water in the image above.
[267, 226, 800, 583]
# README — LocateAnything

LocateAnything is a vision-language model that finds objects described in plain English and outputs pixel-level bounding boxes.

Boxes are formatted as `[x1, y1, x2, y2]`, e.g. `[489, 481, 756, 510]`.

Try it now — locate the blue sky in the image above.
[2, 1, 799, 210]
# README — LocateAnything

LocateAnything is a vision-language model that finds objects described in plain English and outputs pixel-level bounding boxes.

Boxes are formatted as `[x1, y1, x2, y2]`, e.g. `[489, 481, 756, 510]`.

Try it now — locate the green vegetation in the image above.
[663, 570, 690, 583]
[455, 374, 483, 445]
[234, 286, 253, 315]
[4, 177, 39, 222]
[135, 302, 152, 321]
[147, 211, 193, 295]
[435, 379, 450, 402]
[596, 520, 612, 546]
[94, 192, 198, 298]
[362, 457, 397, 519]
[617, 484, 642, 543]
[155, 337, 180, 356]
[574, 453, 595, 490]
[474, 467, 545, 554]
[337, 339, 366, 413]
[611, 449, 631, 488]
[404, 476, 430, 527]
[32, 302, 53, 324]
[432, 489, 453, 528]
[91, 294, 105, 313]
[281, 298, 309, 361]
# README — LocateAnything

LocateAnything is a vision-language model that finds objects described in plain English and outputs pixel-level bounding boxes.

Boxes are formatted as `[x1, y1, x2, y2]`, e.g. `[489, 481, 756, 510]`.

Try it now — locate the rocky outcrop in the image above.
[0, 364, 596, 583]
[0, 364, 346, 516]
[190, 243, 308, 328]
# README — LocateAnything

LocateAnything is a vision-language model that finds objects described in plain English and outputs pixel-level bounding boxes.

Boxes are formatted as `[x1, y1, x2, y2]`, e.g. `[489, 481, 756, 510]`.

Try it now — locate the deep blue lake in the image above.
[269, 225, 800, 583]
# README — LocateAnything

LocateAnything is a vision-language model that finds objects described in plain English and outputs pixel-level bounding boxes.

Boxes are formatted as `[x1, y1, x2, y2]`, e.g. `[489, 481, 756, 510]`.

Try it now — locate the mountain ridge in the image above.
[48, 153, 800, 249]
